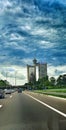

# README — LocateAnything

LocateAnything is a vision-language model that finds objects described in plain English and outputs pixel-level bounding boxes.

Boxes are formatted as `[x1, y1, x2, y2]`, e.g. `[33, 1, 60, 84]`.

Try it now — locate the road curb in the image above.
[29, 91, 66, 100]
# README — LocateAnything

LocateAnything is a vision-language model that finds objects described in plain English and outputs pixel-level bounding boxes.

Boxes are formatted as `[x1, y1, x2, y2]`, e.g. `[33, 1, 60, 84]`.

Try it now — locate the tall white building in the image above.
[27, 59, 47, 83]
[38, 63, 47, 79]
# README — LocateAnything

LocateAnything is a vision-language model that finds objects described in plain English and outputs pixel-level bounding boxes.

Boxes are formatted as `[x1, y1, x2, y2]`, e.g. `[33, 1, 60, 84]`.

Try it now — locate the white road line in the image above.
[32, 92, 66, 100]
[24, 93, 66, 118]
[10, 95, 12, 98]
[0, 105, 3, 108]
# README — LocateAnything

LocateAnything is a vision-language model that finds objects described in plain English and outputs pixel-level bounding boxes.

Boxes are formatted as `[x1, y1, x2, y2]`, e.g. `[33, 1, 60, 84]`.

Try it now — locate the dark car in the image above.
[0, 89, 5, 98]
[17, 88, 22, 93]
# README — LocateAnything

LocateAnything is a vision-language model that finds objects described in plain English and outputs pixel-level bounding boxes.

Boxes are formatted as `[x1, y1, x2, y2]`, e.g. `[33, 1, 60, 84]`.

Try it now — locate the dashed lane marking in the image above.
[10, 95, 13, 98]
[0, 105, 3, 108]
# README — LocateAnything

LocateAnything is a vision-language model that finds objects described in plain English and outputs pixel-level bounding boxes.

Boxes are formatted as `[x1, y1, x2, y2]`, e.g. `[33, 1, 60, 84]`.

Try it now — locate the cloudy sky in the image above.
[0, 0, 66, 85]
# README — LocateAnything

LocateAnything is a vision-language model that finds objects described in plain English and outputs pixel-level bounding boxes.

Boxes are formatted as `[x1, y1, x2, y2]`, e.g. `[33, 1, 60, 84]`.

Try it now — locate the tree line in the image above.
[25, 74, 66, 90]
[0, 80, 11, 89]
[0, 74, 66, 89]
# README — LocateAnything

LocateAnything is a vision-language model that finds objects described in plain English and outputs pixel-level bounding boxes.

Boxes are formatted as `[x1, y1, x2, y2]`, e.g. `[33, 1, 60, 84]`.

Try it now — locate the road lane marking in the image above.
[0, 105, 3, 108]
[31, 92, 66, 100]
[10, 95, 12, 98]
[24, 93, 66, 118]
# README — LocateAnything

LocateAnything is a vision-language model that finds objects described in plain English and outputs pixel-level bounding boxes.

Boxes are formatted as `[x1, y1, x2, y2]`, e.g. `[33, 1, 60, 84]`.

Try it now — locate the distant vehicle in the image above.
[0, 89, 5, 98]
[17, 88, 22, 93]
[4, 89, 12, 94]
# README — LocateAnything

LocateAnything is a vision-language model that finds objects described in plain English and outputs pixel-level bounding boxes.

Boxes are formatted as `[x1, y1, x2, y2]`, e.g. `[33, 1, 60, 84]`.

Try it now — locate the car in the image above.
[0, 89, 5, 98]
[4, 89, 12, 94]
[17, 88, 22, 93]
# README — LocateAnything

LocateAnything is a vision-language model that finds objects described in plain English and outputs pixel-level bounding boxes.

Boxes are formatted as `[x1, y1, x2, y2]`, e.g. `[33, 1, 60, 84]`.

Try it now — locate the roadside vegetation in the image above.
[25, 74, 66, 98]
[0, 80, 26, 90]
[0, 74, 66, 97]
[0, 80, 11, 89]
[33, 89, 66, 98]
[34, 89, 66, 93]
[25, 74, 66, 90]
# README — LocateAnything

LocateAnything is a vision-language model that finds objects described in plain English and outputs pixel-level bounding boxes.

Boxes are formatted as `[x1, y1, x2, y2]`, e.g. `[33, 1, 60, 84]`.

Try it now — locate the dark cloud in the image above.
[0, 0, 66, 67]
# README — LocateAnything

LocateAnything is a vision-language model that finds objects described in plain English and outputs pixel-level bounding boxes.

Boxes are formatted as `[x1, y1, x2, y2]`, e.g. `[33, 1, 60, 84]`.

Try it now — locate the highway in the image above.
[0, 91, 66, 130]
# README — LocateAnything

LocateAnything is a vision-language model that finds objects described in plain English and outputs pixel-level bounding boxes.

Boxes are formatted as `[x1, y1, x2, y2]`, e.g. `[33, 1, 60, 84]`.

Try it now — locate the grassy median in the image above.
[33, 88, 66, 98]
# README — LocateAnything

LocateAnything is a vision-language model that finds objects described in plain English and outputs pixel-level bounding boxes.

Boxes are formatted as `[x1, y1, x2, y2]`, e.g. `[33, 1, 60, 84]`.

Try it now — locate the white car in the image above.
[4, 89, 12, 94]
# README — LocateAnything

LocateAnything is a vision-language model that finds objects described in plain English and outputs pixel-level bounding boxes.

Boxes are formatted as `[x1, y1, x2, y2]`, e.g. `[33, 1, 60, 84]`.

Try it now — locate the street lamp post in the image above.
[5, 71, 8, 89]
[15, 71, 17, 87]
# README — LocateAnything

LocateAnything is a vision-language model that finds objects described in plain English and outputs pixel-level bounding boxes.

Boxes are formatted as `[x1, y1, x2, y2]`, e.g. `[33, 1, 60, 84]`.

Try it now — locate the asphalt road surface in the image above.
[0, 91, 66, 130]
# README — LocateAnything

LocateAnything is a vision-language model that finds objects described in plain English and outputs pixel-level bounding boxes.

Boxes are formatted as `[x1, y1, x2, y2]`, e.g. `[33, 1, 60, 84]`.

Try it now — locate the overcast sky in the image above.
[0, 0, 66, 85]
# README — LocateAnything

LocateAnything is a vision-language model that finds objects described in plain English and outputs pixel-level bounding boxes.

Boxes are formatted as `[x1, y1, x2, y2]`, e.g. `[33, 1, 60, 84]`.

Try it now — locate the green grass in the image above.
[34, 88, 66, 93]
[41, 93, 66, 98]
[33, 88, 66, 98]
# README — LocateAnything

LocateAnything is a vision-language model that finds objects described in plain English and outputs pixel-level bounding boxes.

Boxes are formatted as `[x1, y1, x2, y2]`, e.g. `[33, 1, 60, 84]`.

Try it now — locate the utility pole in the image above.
[15, 71, 17, 87]
[5, 71, 8, 89]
